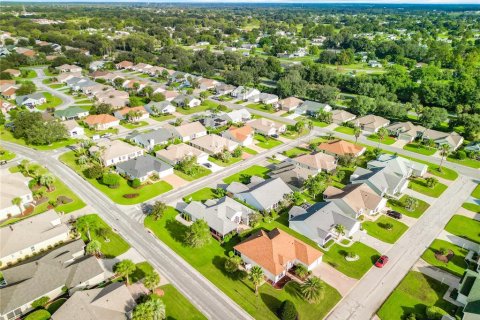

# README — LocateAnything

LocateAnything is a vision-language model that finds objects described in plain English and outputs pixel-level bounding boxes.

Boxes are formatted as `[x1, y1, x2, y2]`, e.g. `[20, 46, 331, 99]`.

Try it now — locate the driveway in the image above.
[403, 188, 436, 203]
[162, 174, 189, 188]
[312, 263, 357, 297]
[355, 230, 392, 254]
[202, 160, 224, 173]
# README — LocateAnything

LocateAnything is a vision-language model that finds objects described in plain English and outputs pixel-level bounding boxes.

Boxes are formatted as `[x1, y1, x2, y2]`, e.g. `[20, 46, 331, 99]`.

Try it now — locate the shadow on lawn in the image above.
[260, 293, 282, 315]
[165, 219, 188, 244]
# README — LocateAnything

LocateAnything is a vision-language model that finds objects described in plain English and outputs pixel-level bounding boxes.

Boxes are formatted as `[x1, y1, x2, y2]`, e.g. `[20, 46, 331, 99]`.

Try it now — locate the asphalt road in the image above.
[33, 67, 76, 110]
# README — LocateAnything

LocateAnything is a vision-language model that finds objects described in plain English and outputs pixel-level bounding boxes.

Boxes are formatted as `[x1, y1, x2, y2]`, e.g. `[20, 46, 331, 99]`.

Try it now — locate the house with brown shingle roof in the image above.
[166, 121, 207, 142]
[234, 228, 323, 283]
[190, 134, 239, 155]
[351, 115, 390, 133]
[3, 69, 20, 77]
[84, 114, 119, 131]
[331, 109, 356, 125]
[113, 106, 149, 121]
[318, 140, 366, 158]
[323, 183, 387, 216]
[290, 152, 337, 173]
[115, 60, 133, 70]
[278, 97, 304, 111]
[222, 125, 254, 146]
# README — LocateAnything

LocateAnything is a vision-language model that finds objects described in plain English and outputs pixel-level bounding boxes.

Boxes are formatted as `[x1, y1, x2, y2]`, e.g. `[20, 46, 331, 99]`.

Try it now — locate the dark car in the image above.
[203, 163, 212, 168]
[386, 210, 402, 220]
[375, 255, 389, 268]
[271, 134, 279, 138]
[0, 160, 7, 165]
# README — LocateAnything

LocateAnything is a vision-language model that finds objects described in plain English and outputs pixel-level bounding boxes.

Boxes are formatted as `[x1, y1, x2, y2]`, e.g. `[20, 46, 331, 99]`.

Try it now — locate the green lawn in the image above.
[120, 121, 149, 129]
[223, 165, 271, 184]
[362, 216, 409, 244]
[471, 184, 480, 199]
[0, 127, 77, 150]
[174, 167, 211, 181]
[309, 118, 329, 128]
[246, 103, 275, 113]
[208, 156, 242, 167]
[131, 261, 155, 283]
[0, 149, 16, 161]
[367, 134, 396, 145]
[421, 239, 468, 277]
[378, 271, 458, 320]
[152, 114, 175, 122]
[76, 214, 130, 258]
[447, 156, 480, 169]
[444, 215, 480, 244]
[176, 101, 220, 115]
[281, 129, 308, 140]
[334, 126, 355, 135]
[408, 178, 447, 198]
[403, 143, 437, 156]
[74, 99, 92, 104]
[462, 202, 480, 213]
[160, 284, 207, 320]
[283, 147, 309, 158]
[387, 195, 430, 218]
[183, 187, 217, 202]
[59, 151, 173, 205]
[254, 134, 282, 149]
[48, 83, 65, 89]
[144, 208, 342, 320]
[243, 147, 258, 155]
[36, 92, 63, 110]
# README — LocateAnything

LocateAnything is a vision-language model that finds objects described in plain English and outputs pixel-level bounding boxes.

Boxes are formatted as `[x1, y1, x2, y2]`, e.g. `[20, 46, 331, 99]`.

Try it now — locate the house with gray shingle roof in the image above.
[0, 240, 105, 320]
[54, 106, 89, 120]
[295, 101, 332, 116]
[115, 154, 173, 182]
[129, 128, 174, 150]
[367, 154, 427, 178]
[349, 166, 408, 197]
[15, 93, 46, 107]
[182, 197, 253, 239]
[144, 101, 176, 115]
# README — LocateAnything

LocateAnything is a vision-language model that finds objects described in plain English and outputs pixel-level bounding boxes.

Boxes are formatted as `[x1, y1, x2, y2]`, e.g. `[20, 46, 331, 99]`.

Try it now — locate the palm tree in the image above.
[76, 218, 96, 241]
[334, 224, 346, 238]
[249, 266, 264, 295]
[39, 173, 55, 191]
[150, 201, 167, 221]
[114, 259, 136, 285]
[85, 240, 102, 257]
[354, 126, 362, 144]
[19, 159, 30, 175]
[300, 276, 325, 303]
[143, 271, 161, 292]
[439, 144, 450, 172]
[77, 155, 89, 166]
[376, 127, 388, 148]
[12, 197, 23, 214]
[132, 298, 166, 320]
[96, 227, 110, 241]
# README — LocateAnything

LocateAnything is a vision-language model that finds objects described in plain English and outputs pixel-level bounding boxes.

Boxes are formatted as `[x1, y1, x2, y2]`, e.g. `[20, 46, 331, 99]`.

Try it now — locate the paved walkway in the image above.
[437, 230, 480, 252]
[457, 207, 480, 221]
[403, 188, 436, 203]
[312, 263, 357, 297]
[356, 230, 392, 254]
[412, 259, 460, 287]
[391, 140, 408, 148]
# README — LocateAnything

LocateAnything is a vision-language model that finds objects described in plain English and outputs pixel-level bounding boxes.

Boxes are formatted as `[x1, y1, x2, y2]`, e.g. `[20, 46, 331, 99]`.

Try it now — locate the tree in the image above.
[439, 144, 450, 172]
[185, 220, 211, 248]
[132, 296, 166, 320]
[86, 240, 102, 257]
[151, 92, 165, 102]
[12, 197, 23, 214]
[354, 126, 362, 144]
[12, 111, 67, 145]
[143, 271, 161, 292]
[114, 259, 136, 285]
[300, 276, 325, 303]
[214, 187, 227, 198]
[131, 178, 141, 188]
[376, 127, 388, 148]
[85, 164, 103, 179]
[39, 173, 55, 191]
[16, 81, 36, 95]
[31, 296, 50, 309]
[304, 174, 326, 199]
[232, 147, 243, 158]
[278, 300, 298, 320]
[102, 173, 121, 188]
[350, 95, 376, 116]
[294, 264, 310, 279]
[404, 196, 418, 212]
[334, 224, 346, 238]
[76, 217, 97, 241]
[225, 252, 242, 273]
[150, 201, 167, 221]
[294, 121, 305, 133]
[425, 306, 447, 319]
[96, 227, 109, 241]
[419, 107, 448, 129]
[249, 265, 264, 295]
[425, 177, 438, 188]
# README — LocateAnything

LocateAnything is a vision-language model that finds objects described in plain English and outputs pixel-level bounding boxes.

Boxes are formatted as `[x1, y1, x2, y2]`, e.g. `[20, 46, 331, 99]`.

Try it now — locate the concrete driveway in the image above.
[312, 263, 357, 297]
[162, 174, 189, 188]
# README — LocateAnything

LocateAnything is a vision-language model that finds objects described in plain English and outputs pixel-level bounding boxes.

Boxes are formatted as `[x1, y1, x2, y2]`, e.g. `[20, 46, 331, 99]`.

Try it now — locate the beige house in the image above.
[0, 210, 70, 266]
[291, 152, 337, 173]
[331, 109, 356, 125]
[156, 143, 208, 165]
[56, 64, 82, 73]
[190, 134, 239, 155]
[278, 97, 304, 111]
[0, 169, 32, 220]
[324, 183, 387, 216]
[167, 121, 207, 142]
[248, 118, 286, 136]
[222, 126, 254, 146]
[62, 119, 85, 137]
[351, 115, 390, 133]
[89, 140, 143, 166]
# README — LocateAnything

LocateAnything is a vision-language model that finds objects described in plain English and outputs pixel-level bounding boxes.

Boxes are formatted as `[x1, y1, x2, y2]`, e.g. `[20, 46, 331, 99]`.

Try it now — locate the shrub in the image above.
[123, 193, 139, 198]
[425, 306, 447, 319]
[31, 296, 50, 309]
[295, 264, 310, 279]
[131, 178, 141, 188]
[456, 150, 467, 160]
[438, 248, 448, 256]
[85, 164, 103, 179]
[102, 173, 121, 188]
[24, 310, 51, 320]
[278, 300, 298, 320]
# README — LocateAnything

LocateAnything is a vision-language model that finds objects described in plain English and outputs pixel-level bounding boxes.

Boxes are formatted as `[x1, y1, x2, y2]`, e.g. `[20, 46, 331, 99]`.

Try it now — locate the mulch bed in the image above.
[434, 250, 454, 263]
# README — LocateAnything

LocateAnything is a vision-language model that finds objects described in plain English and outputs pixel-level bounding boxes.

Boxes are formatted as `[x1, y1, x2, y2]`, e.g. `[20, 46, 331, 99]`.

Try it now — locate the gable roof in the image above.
[236, 177, 292, 210]
[292, 152, 336, 171]
[89, 140, 143, 163]
[350, 167, 406, 196]
[331, 109, 356, 123]
[234, 228, 323, 275]
[225, 126, 254, 143]
[130, 128, 173, 146]
[155, 143, 206, 163]
[269, 162, 314, 189]
[353, 115, 390, 130]
[324, 183, 384, 216]
[170, 121, 206, 138]
[318, 140, 365, 156]
[278, 97, 304, 109]
[367, 154, 427, 177]
[116, 155, 172, 179]
[54, 106, 89, 119]
[190, 134, 238, 154]
[84, 114, 118, 126]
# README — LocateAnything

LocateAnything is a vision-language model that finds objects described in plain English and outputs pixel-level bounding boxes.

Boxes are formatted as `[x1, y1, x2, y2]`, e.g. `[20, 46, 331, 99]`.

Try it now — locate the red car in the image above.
[375, 255, 389, 268]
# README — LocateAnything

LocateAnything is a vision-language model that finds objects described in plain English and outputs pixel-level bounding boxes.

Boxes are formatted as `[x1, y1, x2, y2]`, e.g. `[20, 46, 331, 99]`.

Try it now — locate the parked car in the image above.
[375, 255, 389, 268]
[271, 134, 279, 138]
[0, 160, 7, 165]
[386, 210, 402, 219]
[203, 162, 212, 168]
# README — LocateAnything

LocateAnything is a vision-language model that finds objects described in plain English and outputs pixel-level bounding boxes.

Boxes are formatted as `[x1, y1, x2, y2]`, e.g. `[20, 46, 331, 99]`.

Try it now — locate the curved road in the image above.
[33, 67, 75, 110]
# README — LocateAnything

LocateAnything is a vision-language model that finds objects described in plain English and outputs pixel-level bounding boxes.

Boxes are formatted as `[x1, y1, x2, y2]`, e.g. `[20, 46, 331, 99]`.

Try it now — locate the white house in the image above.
[0, 169, 32, 220]
[62, 120, 85, 137]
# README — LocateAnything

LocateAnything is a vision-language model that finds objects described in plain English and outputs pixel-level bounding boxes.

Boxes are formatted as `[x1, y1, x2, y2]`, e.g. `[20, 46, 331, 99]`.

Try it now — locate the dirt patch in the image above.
[434, 249, 454, 263]
[57, 196, 73, 204]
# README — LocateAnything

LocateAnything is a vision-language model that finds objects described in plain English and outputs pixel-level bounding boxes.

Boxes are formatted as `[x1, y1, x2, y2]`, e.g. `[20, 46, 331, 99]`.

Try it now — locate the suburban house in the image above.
[145, 101, 176, 115]
[350, 166, 409, 197]
[278, 97, 304, 112]
[248, 93, 279, 106]
[163, 90, 180, 102]
[83, 114, 120, 131]
[318, 140, 366, 158]
[89, 60, 107, 71]
[62, 119, 85, 137]
[15, 93, 46, 107]
[115, 60, 134, 69]
[129, 128, 173, 150]
[0, 210, 70, 266]
[290, 152, 337, 173]
[56, 64, 82, 73]
[269, 161, 315, 190]
[54, 106, 89, 120]
[248, 118, 286, 136]
[0, 168, 32, 220]
[222, 125, 254, 146]
[167, 121, 207, 142]
[455, 269, 480, 320]
[156, 143, 208, 165]
[199, 115, 228, 128]
[227, 177, 293, 212]
[198, 78, 218, 90]
[113, 106, 149, 121]
[386, 121, 426, 142]
[89, 140, 143, 166]
[324, 183, 387, 216]
[132, 63, 153, 73]
[2, 69, 20, 77]
[221, 109, 252, 123]
[172, 95, 201, 108]
[231, 86, 260, 100]
[421, 129, 464, 151]
[295, 101, 332, 116]
[367, 154, 428, 178]
[215, 83, 236, 95]
[0, 240, 105, 320]
[352, 115, 390, 133]
[331, 109, 356, 125]
[182, 197, 253, 239]
[289, 201, 361, 246]
[15, 47, 36, 58]
[116, 154, 173, 182]
[1, 85, 18, 100]
[233, 228, 323, 283]
[51, 282, 136, 320]
[190, 134, 239, 155]
[56, 72, 82, 83]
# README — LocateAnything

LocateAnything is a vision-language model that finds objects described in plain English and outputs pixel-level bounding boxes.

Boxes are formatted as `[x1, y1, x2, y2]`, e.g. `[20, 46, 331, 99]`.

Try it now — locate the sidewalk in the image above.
[437, 230, 480, 252]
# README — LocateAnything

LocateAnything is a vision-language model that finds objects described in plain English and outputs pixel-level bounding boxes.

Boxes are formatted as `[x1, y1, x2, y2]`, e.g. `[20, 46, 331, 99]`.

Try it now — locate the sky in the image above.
[9, 0, 480, 3]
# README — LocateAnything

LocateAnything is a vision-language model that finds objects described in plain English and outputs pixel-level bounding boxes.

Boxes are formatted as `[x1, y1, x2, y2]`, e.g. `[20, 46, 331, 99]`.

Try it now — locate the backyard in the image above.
[283, 147, 310, 158]
[362, 216, 409, 244]
[59, 151, 173, 205]
[444, 215, 480, 244]
[421, 239, 468, 277]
